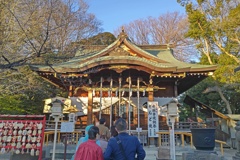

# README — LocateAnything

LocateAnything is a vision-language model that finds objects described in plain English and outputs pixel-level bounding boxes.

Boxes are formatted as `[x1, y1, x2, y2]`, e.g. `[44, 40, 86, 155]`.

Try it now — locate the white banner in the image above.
[147, 101, 159, 137]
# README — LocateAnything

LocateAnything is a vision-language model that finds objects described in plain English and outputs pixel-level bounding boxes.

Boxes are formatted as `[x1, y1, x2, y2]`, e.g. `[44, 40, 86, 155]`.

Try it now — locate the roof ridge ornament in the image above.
[122, 26, 125, 33]
[118, 26, 128, 39]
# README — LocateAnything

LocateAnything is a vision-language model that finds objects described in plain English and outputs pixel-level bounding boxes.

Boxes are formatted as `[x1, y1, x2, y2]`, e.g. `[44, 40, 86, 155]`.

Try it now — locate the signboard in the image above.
[147, 101, 159, 137]
[136, 127, 142, 132]
[60, 122, 74, 133]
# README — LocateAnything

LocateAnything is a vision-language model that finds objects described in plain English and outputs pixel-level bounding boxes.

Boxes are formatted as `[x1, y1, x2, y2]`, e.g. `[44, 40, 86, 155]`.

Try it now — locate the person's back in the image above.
[98, 118, 110, 140]
[72, 124, 101, 160]
[98, 135, 108, 153]
[76, 124, 93, 148]
[74, 126, 103, 160]
[104, 118, 146, 160]
[110, 125, 118, 137]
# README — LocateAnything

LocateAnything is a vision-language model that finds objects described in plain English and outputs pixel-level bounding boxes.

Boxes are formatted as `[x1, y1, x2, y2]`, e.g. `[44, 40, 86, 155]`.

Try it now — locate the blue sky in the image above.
[88, 0, 186, 33]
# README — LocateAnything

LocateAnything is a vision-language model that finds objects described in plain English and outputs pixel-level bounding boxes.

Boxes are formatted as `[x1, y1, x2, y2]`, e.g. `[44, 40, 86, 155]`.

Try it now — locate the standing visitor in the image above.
[110, 116, 120, 137]
[71, 124, 100, 160]
[74, 126, 103, 160]
[110, 125, 118, 137]
[97, 134, 108, 153]
[104, 118, 146, 160]
[98, 118, 110, 140]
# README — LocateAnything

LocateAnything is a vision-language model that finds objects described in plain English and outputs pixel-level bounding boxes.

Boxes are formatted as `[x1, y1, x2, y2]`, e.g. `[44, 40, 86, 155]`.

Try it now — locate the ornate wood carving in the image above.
[108, 65, 129, 73]
[109, 47, 129, 56]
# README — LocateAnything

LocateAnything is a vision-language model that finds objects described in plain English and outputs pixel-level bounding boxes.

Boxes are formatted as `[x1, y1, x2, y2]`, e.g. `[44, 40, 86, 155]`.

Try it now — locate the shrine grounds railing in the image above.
[44, 120, 83, 146]
[43, 130, 82, 146]
[156, 131, 228, 156]
[44, 120, 210, 131]
[43, 120, 232, 151]
[158, 121, 211, 131]
[45, 120, 83, 130]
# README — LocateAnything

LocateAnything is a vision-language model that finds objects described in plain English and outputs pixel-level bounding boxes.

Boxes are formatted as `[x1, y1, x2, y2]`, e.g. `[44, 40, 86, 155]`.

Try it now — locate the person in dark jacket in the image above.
[110, 116, 120, 137]
[110, 125, 118, 137]
[104, 118, 146, 160]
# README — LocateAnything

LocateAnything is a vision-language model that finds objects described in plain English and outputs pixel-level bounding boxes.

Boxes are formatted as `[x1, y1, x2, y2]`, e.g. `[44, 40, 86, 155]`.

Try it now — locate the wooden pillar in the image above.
[68, 85, 73, 97]
[148, 85, 154, 101]
[87, 90, 93, 125]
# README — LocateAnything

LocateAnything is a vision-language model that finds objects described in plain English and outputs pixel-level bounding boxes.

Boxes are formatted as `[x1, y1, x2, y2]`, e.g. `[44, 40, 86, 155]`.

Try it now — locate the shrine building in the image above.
[30, 30, 217, 130]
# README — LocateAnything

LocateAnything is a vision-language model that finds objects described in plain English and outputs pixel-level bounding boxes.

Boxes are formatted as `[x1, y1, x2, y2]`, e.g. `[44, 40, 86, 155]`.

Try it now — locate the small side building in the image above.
[184, 95, 236, 148]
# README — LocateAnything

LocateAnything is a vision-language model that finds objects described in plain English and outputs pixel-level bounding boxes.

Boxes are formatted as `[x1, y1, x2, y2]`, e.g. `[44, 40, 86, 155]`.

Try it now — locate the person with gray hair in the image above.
[104, 118, 146, 160]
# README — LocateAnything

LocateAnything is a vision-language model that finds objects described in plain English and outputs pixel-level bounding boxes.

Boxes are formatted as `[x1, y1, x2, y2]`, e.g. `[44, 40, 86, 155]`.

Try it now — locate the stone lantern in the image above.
[51, 99, 63, 116]
[65, 105, 79, 123]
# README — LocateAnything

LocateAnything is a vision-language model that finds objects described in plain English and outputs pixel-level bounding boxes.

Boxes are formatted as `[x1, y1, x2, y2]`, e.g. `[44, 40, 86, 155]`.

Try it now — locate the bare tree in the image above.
[114, 12, 198, 62]
[0, 0, 102, 95]
[0, 0, 102, 70]
[122, 19, 151, 45]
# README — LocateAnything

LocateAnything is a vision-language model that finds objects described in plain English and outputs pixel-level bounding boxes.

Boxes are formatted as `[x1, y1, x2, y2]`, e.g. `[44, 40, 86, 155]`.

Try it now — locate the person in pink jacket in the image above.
[74, 126, 103, 160]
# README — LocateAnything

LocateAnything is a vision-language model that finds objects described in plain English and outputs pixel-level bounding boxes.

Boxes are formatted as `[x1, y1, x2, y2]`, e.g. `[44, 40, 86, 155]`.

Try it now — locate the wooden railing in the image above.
[43, 130, 82, 146]
[44, 120, 230, 154]
[45, 120, 83, 130]
[158, 121, 212, 130]
[156, 131, 227, 155]
[156, 131, 193, 147]
[45, 120, 212, 131]
[215, 128, 231, 142]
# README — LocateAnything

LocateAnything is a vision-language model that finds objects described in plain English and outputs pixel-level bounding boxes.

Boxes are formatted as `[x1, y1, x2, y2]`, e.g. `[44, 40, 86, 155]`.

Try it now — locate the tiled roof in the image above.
[30, 33, 217, 73]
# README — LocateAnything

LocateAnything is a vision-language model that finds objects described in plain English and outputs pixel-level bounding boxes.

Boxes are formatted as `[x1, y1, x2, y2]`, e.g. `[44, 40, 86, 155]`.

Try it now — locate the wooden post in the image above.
[181, 134, 184, 146]
[148, 85, 154, 101]
[68, 85, 73, 97]
[87, 90, 93, 125]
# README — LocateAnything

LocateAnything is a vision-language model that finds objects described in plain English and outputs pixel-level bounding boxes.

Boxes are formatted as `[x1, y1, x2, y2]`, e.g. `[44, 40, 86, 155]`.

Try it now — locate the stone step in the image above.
[50, 149, 75, 154]
[42, 144, 76, 160]
[50, 152, 74, 160]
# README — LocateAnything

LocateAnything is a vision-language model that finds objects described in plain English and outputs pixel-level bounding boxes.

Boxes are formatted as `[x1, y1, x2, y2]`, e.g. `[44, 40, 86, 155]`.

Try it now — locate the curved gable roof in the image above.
[30, 31, 217, 74]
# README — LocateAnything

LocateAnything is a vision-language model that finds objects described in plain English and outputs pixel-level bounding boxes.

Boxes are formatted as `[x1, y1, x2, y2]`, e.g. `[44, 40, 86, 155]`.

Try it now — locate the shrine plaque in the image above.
[60, 122, 74, 133]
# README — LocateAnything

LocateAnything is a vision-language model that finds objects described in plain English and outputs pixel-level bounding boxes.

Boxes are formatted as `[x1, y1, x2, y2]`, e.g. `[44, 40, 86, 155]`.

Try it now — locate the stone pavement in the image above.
[144, 145, 237, 160]
[41, 143, 236, 160]
[0, 143, 236, 160]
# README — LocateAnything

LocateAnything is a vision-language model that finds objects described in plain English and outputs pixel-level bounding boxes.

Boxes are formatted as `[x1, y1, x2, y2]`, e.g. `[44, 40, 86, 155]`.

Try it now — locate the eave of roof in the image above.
[30, 54, 216, 74]
[30, 31, 217, 74]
